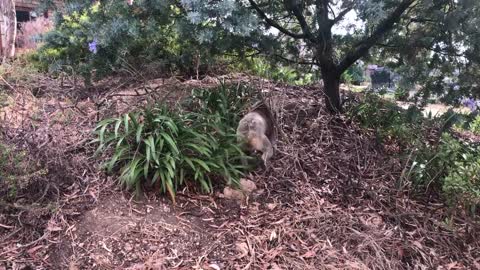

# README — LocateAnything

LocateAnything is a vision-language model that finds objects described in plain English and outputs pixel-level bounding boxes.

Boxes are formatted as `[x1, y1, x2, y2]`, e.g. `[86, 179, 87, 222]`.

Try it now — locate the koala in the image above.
[236, 101, 276, 167]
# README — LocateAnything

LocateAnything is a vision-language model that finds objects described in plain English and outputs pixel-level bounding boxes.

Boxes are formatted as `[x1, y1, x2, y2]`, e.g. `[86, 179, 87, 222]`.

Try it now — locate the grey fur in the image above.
[236, 101, 276, 167]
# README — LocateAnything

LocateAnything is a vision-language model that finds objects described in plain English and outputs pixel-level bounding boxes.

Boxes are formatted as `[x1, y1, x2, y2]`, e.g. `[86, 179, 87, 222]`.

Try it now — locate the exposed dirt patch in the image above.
[64, 194, 210, 269]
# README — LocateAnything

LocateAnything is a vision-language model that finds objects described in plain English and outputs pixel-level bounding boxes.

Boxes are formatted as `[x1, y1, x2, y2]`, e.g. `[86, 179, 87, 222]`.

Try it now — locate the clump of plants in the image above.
[94, 83, 257, 202]
[348, 93, 480, 215]
[469, 114, 480, 134]
[394, 87, 409, 101]
[33, 0, 257, 86]
[0, 141, 47, 201]
[347, 93, 425, 147]
[341, 64, 365, 85]
[231, 56, 318, 86]
[409, 133, 480, 214]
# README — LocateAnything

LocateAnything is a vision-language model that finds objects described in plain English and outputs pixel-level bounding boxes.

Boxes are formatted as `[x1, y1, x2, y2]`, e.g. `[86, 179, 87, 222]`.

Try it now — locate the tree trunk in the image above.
[0, 0, 16, 60]
[315, 27, 342, 114]
[321, 69, 342, 114]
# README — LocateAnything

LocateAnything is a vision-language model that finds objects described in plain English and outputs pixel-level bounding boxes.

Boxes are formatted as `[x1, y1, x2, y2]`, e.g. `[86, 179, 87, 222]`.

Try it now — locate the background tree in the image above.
[0, 0, 17, 59]
[181, 0, 480, 113]
[371, 0, 480, 107]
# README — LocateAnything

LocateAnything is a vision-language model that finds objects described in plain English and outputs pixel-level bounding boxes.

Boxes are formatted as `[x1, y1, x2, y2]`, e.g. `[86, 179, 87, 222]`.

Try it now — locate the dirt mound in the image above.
[1, 74, 479, 269]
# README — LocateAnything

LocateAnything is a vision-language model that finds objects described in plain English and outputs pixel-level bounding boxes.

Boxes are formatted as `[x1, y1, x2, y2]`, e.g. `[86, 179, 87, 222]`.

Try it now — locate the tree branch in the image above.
[337, 0, 415, 74]
[327, 3, 336, 18]
[284, 0, 316, 42]
[273, 53, 317, 65]
[248, 0, 306, 39]
[331, 7, 353, 26]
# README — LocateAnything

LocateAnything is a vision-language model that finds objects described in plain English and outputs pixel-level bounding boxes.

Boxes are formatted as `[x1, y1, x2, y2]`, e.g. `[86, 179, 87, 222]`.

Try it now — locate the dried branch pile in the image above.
[0, 74, 478, 269]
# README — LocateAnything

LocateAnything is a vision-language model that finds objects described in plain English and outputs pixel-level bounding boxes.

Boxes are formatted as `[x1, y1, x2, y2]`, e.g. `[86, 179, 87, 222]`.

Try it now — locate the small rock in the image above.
[270, 263, 282, 270]
[239, 179, 256, 193]
[266, 203, 277, 210]
[235, 242, 249, 259]
[223, 187, 245, 201]
[209, 263, 221, 270]
[269, 230, 277, 242]
[125, 243, 133, 252]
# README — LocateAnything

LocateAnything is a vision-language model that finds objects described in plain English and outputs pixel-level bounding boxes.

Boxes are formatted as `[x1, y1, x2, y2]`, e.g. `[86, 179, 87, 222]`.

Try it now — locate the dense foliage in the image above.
[182, 0, 480, 112]
[0, 142, 47, 201]
[469, 115, 480, 135]
[373, 0, 480, 106]
[35, 0, 256, 85]
[38, 1, 480, 110]
[341, 64, 365, 85]
[349, 94, 480, 214]
[232, 56, 320, 85]
[94, 83, 257, 201]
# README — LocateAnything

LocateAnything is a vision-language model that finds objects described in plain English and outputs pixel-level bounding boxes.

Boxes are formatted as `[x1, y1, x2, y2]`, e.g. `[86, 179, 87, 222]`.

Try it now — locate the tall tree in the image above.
[0, 0, 16, 59]
[181, 0, 480, 113]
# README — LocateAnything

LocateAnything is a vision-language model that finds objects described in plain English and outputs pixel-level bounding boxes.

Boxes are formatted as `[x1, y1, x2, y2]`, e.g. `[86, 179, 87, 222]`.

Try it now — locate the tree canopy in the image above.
[39, 0, 480, 113]
[181, 0, 480, 112]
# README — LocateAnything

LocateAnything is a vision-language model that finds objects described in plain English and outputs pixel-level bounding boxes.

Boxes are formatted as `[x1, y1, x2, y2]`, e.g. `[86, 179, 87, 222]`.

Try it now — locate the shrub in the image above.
[443, 151, 480, 212]
[94, 84, 256, 201]
[183, 81, 255, 125]
[341, 64, 364, 85]
[349, 93, 480, 214]
[35, 0, 256, 85]
[410, 133, 480, 213]
[0, 142, 46, 201]
[469, 115, 480, 134]
[231, 56, 317, 85]
[0, 143, 20, 199]
[348, 93, 425, 146]
[441, 110, 480, 134]
[394, 87, 409, 101]
[0, 53, 44, 86]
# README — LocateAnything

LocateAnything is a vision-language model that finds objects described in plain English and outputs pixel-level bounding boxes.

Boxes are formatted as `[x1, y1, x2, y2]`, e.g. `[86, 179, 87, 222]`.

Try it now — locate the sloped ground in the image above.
[0, 72, 479, 270]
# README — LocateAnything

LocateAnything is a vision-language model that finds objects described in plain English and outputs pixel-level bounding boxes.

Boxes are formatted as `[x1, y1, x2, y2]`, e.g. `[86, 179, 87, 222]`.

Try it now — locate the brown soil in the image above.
[0, 70, 479, 270]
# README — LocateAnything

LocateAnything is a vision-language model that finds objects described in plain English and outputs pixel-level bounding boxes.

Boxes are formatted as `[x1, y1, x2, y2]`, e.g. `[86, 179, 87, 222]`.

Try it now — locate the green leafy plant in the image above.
[184, 81, 255, 127]
[469, 115, 480, 134]
[0, 142, 45, 201]
[349, 93, 480, 214]
[94, 84, 257, 202]
[394, 87, 409, 101]
[443, 152, 480, 212]
[348, 93, 425, 146]
[410, 133, 480, 213]
[231, 56, 317, 85]
[341, 64, 364, 85]
[35, 0, 261, 85]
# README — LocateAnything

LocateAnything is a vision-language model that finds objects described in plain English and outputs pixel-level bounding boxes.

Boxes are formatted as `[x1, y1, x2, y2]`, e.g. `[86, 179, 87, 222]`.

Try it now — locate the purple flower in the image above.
[88, 39, 98, 54]
[462, 97, 477, 112]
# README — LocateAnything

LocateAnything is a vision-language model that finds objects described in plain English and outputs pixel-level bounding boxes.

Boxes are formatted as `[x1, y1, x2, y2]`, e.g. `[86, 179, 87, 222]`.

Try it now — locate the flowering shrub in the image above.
[462, 97, 480, 112]
[88, 39, 97, 54]
[34, 0, 255, 85]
